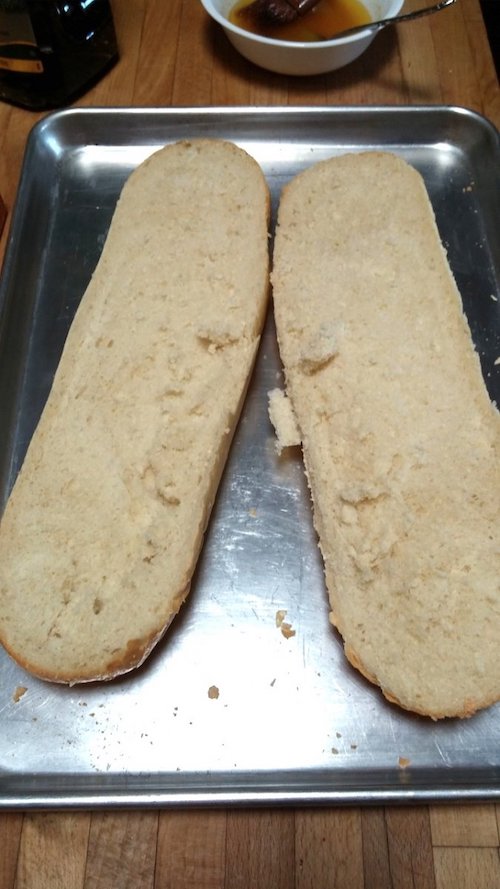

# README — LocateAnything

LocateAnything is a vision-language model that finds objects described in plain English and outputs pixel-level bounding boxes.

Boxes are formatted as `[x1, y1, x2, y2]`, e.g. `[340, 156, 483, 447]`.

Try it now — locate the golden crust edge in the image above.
[338, 627, 495, 722]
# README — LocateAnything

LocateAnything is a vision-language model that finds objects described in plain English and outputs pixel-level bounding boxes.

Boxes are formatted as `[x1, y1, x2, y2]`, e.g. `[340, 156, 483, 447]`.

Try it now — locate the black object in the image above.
[0, 0, 118, 110]
[480, 0, 499, 78]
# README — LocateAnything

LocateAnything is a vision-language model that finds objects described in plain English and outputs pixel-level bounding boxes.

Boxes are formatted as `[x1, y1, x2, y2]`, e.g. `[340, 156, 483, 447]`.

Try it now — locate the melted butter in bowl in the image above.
[199, 0, 404, 75]
[229, 0, 372, 42]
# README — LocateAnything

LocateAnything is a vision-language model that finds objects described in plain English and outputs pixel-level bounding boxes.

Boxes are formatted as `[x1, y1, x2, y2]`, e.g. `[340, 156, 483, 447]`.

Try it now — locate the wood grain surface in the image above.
[0, 0, 499, 886]
[2, 805, 500, 888]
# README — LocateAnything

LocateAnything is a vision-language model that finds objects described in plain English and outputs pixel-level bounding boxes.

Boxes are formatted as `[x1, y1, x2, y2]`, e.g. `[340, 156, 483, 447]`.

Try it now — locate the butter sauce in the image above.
[229, 0, 372, 42]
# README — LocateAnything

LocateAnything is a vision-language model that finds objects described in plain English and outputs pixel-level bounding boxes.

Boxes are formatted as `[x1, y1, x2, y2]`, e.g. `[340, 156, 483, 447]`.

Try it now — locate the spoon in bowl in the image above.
[329, 0, 456, 40]
[244, 0, 456, 35]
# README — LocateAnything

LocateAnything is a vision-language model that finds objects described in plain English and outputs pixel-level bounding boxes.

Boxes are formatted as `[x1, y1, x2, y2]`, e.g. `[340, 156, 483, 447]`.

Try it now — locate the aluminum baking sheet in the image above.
[0, 106, 499, 809]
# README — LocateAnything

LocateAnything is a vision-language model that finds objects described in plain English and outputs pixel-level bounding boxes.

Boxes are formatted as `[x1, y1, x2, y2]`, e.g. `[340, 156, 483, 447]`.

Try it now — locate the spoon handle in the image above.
[337, 0, 457, 39]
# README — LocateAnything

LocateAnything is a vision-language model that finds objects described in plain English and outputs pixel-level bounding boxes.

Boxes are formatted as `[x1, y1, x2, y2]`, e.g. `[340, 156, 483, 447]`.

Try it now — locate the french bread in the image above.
[271, 151, 500, 719]
[0, 139, 270, 683]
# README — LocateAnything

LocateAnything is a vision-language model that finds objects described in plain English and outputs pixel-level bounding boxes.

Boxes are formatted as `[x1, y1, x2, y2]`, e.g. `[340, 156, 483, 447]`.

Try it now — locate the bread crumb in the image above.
[275, 609, 287, 627]
[13, 686, 27, 702]
[398, 756, 411, 769]
[248, 507, 257, 517]
[208, 685, 219, 699]
[276, 608, 296, 637]
[267, 388, 301, 454]
[281, 622, 296, 639]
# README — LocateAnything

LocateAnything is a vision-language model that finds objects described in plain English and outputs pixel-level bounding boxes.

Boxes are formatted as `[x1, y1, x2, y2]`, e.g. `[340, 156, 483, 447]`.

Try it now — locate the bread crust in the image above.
[0, 139, 270, 684]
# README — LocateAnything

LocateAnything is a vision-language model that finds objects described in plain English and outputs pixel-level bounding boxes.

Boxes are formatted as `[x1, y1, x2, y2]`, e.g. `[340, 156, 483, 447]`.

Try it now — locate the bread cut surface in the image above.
[0, 139, 270, 684]
[271, 151, 500, 719]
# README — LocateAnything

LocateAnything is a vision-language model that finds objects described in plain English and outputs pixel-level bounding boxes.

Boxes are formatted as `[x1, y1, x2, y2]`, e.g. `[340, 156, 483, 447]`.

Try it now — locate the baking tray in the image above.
[0, 106, 499, 809]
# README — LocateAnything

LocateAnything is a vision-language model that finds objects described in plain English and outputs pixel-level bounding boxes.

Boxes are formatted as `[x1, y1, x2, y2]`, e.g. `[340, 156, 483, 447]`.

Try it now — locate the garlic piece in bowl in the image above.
[199, 0, 404, 76]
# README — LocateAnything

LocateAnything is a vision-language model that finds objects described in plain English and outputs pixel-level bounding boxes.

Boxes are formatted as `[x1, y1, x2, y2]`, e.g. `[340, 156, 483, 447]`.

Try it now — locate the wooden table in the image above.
[0, 1, 499, 886]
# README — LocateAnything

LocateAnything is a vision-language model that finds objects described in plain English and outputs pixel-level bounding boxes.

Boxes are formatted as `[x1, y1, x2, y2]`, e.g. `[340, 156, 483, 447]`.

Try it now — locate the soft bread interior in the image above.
[0, 139, 270, 684]
[271, 150, 500, 719]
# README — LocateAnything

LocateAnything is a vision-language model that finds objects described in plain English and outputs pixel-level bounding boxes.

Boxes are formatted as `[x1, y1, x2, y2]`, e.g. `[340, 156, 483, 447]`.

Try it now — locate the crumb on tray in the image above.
[275, 609, 287, 627]
[281, 622, 296, 639]
[275, 609, 296, 638]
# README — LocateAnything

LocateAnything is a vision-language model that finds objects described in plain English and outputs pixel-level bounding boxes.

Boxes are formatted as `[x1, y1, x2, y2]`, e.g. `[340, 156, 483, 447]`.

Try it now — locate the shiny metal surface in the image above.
[0, 106, 499, 808]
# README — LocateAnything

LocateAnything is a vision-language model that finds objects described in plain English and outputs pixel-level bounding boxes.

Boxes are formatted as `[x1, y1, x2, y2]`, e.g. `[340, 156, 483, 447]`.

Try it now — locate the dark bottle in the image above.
[0, 0, 118, 110]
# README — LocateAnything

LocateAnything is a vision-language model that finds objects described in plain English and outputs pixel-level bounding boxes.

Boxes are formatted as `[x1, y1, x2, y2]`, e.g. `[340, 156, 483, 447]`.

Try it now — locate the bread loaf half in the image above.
[271, 151, 500, 719]
[0, 139, 270, 684]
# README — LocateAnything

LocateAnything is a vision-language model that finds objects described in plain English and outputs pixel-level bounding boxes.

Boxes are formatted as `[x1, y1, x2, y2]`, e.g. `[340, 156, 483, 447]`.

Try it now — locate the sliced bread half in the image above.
[0, 139, 270, 684]
[271, 150, 500, 719]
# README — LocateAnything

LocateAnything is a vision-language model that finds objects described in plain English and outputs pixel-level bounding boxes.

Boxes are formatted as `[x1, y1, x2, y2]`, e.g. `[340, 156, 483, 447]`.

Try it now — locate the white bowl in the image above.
[200, 0, 404, 75]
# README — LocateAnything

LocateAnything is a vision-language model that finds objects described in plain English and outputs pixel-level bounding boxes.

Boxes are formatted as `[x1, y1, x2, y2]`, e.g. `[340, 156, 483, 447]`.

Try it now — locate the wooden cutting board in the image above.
[2, 805, 500, 888]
